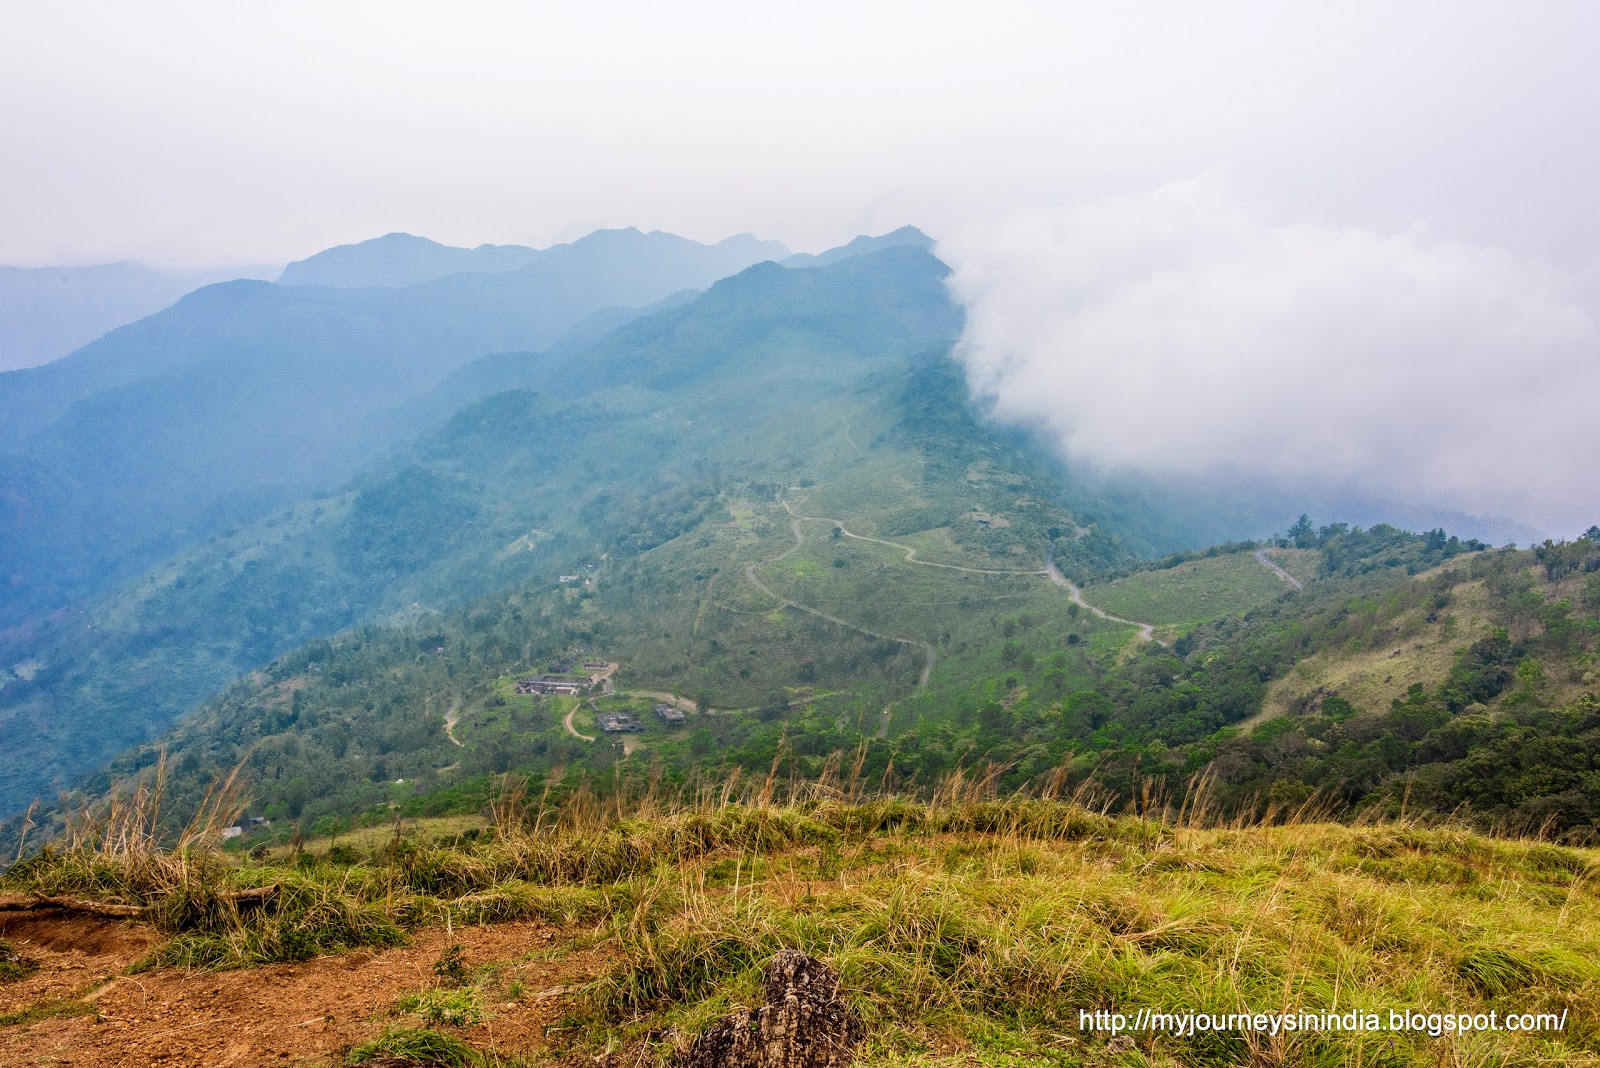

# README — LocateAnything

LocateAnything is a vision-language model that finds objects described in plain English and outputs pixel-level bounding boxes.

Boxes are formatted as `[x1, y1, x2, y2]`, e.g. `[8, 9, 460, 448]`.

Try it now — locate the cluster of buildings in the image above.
[597, 703, 688, 733]
[510, 654, 690, 736]
[515, 674, 589, 696]
[515, 658, 614, 696]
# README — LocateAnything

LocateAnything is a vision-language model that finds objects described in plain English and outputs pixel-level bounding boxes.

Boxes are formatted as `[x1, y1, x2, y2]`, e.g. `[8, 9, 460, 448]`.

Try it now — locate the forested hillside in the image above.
[0, 247, 992, 812]
[7, 239, 1597, 858]
[0, 228, 786, 630]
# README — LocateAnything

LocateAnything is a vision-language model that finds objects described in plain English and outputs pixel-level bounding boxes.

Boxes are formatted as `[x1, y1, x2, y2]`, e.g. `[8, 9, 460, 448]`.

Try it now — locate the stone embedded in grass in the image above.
[680, 950, 863, 1068]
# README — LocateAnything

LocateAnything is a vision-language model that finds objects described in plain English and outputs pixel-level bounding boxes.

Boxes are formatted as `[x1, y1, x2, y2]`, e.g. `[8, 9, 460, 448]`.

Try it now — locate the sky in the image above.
[3, 1, 1597, 532]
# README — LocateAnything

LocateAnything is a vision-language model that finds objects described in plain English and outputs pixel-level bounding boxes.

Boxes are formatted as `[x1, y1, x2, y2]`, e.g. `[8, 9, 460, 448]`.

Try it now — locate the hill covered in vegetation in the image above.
[0, 244, 979, 810]
[0, 227, 792, 632]
[4, 228, 1597, 880]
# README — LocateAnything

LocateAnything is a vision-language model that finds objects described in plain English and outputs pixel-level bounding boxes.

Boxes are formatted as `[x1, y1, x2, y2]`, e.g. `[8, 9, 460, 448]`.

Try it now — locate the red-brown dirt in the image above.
[0, 915, 607, 1067]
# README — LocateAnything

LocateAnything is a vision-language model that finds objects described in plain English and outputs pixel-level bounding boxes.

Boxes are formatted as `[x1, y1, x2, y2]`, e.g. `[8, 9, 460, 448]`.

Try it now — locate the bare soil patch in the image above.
[0, 918, 606, 1067]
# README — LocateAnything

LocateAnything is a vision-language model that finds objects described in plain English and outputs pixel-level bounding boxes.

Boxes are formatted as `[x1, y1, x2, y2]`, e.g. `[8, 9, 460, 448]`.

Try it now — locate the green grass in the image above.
[583, 818, 1600, 1067]
[0, 938, 38, 983]
[395, 986, 487, 1028]
[346, 1026, 490, 1067]
[1086, 551, 1292, 627]
[8, 782, 1600, 1065]
[0, 998, 98, 1027]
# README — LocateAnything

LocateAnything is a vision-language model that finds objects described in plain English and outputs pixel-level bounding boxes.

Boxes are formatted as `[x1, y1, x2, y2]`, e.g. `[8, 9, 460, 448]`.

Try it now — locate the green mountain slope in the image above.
[10, 246, 1087, 813]
[0, 229, 792, 630]
[13, 235, 1595, 853]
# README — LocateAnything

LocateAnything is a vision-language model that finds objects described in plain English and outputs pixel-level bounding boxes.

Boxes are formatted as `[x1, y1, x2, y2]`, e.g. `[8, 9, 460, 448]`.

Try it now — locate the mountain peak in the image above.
[782, 226, 935, 268]
[279, 229, 792, 289]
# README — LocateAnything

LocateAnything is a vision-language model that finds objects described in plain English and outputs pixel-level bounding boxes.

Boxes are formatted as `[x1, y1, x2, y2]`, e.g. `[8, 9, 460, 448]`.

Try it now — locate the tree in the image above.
[1288, 514, 1315, 548]
[1584, 525, 1600, 543]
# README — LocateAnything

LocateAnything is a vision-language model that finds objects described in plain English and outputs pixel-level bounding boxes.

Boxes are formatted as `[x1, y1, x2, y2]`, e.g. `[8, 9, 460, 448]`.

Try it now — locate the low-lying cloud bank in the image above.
[943, 177, 1600, 538]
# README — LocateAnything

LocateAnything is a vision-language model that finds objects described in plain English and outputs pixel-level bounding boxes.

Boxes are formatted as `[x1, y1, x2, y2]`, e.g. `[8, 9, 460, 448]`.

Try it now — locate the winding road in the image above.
[1253, 548, 1304, 590]
[562, 702, 596, 742]
[1044, 549, 1158, 643]
[783, 501, 1045, 577]
[745, 518, 936, 691]
[738, 497, 1170, 736]
[745, 509, 936, 739]
[745, 500, 1167, 734]
[443, 705, 464, 747]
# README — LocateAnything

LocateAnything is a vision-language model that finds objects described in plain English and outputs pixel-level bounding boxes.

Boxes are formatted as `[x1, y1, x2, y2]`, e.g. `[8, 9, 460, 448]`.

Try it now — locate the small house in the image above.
[597, 712, 643, 733]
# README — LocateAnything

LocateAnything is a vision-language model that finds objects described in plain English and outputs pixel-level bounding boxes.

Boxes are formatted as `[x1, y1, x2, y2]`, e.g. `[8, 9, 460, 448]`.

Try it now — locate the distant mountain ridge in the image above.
[0, 245, 969, 812]
[782, 225, 933, 267]
[0, 262, 277, 372]
[0, 228, 799, 630]
[277, 228, 790, 289]
[0, 227, 941, 634]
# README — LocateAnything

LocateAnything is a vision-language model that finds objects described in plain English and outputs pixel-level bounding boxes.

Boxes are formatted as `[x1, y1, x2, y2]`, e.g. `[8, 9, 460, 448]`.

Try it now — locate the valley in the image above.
[5, 233, 1595, 852]
[0, 225, 1597, 1068]
[8, 9, 1600, 1066]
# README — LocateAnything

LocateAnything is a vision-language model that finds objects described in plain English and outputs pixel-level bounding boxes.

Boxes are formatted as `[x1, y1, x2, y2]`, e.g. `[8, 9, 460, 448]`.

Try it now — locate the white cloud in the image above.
[943, 176, 1600, 536]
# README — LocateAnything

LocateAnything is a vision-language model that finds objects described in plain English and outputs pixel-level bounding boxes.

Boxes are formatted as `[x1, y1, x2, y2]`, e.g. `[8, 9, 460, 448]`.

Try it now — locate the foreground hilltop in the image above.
[0, 788, 1595, 1066]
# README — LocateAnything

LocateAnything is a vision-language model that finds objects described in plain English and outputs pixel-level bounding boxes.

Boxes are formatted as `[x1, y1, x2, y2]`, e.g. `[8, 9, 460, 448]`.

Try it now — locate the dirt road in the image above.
[1253, 548, 1304, 590]
[783, 501, 1043, 577]
[562, 702, 595, 742]
[443, 705, 464, 747]
[744, 509, 935, 739]
[1045, 550, 1159, 643]
[785, 501, 1157, 649]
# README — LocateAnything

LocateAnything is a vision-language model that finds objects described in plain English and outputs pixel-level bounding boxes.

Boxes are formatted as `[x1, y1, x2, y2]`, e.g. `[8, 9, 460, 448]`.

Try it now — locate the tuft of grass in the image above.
[0, 998, 97, 1027]
[346, 1026, 484, 1067]
[433, 943, 471, 986]
[133, 876, 407, 970]
[0, 937, 39, 983]
[395, 986, 487, 1029]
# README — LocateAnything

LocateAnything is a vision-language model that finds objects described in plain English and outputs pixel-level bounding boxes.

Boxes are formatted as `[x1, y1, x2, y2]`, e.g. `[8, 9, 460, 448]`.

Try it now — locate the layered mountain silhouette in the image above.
[0, 229, 804, 628]
[0, 244, 967, 811]
[781, 225, 933, 267]
[0, 262, 277, 372]
[277, 229, 789, 289]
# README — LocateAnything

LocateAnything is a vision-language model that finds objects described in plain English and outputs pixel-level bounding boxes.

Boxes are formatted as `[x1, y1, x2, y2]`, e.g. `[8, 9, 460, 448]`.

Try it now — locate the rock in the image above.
[679, 950, 863, 1068]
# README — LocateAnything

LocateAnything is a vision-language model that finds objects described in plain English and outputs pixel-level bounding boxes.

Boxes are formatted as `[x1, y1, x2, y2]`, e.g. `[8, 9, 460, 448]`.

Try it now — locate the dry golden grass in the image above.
[4, 763, 1598, 1065]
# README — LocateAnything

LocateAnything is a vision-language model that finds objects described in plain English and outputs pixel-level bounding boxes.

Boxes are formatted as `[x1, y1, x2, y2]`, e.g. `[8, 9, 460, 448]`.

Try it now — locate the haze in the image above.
[3, 1, 1597, 533]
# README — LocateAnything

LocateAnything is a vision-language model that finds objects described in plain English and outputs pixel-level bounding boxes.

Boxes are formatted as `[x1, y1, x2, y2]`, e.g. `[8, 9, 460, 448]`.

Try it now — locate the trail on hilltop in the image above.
[744, 506, 935, 738]
[778, 498, 1160, 646]
[1045, 549, 1159, 643]
[1254, 547, 1305, 589]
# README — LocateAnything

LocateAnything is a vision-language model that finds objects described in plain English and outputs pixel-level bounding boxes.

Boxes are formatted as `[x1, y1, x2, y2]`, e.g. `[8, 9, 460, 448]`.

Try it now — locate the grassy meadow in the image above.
[5, 765, 1598, 1067]
[1086, 551, 1294, 628]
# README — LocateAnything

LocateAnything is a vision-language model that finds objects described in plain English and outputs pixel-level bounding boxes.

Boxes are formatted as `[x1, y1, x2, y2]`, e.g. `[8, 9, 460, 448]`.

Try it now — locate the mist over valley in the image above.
[2, 7, 1598, 1066]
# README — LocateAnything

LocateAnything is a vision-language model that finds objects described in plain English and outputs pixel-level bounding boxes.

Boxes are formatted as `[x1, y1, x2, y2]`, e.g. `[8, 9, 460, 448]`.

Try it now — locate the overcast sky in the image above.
[4, 1, 1597, 532]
